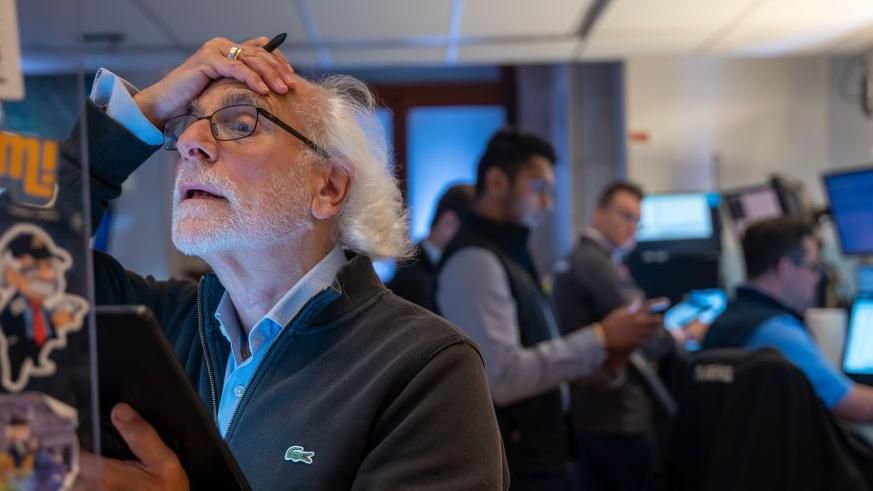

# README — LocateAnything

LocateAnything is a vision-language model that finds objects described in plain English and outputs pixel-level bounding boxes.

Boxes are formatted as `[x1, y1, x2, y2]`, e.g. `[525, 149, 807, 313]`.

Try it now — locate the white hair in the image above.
[304, 75, 412, 260]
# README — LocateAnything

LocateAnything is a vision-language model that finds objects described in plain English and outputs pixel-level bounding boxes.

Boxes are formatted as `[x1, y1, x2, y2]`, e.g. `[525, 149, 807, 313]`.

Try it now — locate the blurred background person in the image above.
[436, 130, 661, 491]
[703, 218, 873, 423]
[553, 181, 676, 491]
[388, 183, 474, 311]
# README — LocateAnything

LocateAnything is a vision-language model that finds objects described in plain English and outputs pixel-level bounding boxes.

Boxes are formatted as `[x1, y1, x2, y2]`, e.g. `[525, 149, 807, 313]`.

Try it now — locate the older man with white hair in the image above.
[58, 37, 506, 490]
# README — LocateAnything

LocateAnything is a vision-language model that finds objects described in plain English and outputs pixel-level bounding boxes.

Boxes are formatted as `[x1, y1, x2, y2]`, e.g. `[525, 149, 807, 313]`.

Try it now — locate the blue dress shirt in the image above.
[747, 314, 853, 408]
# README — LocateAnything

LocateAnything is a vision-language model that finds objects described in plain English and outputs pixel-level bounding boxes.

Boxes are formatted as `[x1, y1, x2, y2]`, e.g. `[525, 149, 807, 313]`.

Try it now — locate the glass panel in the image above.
[0, 0, 98, 487]
[407, 105, 505, 241]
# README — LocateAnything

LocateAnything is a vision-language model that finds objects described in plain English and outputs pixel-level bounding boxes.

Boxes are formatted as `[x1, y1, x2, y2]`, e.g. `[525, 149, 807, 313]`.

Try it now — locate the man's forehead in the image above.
[524, 155, 555, 180]
[189, 77, 316, 116]
[189, 80, 274, 114]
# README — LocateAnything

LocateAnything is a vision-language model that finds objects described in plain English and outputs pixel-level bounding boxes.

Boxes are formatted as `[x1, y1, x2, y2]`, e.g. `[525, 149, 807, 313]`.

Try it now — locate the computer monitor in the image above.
[823, 166, 873, 255]
[636, 193, 718, 243]
[858, 265, 873, 294]
[843, 296, 873, 385]
[724, 185, 783, 235]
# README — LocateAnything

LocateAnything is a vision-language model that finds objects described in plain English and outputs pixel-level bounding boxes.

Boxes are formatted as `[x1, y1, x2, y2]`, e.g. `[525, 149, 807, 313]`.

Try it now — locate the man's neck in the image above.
[473, 199, 507, 224]
[204, 231, 334, 334]
[747, 278, 797, 313]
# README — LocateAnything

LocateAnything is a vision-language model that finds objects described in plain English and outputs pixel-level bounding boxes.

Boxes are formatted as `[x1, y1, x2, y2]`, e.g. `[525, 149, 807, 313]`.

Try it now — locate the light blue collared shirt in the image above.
[89, 68, 163, 146]
[214, 246, 348, 437]
[747, 314, 853, 408]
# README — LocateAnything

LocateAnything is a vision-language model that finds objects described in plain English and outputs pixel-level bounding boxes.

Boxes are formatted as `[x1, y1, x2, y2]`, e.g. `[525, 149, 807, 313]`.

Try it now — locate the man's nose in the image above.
[175, 120, 218, 163]
[541, 191, 554, 211]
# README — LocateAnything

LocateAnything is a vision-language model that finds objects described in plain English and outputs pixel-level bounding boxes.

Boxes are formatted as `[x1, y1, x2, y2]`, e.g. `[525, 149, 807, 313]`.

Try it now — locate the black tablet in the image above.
[94, 305, 250, 490]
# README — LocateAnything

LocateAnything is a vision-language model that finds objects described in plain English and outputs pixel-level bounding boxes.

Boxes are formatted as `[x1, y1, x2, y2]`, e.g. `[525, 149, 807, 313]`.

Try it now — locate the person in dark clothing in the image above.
[58, 37, 507, 490]
[388, 183, 474, 311]
[703, 217, 873, 423]
[553, 182, 675, 491]
[436, 129, 662, 490]
[659, 348, 873, 491]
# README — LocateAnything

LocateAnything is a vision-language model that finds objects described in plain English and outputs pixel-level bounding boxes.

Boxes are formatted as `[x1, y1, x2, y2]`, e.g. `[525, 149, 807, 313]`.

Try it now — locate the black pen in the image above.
[262, 33, 287, 52]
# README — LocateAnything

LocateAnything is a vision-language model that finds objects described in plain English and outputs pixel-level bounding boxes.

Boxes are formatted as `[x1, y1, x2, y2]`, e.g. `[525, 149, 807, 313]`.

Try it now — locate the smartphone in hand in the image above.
[646, 297, 671, 314]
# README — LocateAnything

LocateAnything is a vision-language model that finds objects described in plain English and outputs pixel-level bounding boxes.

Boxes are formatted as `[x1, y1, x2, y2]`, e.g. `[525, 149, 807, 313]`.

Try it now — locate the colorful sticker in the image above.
[0, 392, 78, 490]
[0, 224, 88, 392]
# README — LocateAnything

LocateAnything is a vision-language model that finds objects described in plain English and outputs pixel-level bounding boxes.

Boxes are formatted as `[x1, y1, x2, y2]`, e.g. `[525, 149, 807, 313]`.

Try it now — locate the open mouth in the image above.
[180, 184, 225, 201]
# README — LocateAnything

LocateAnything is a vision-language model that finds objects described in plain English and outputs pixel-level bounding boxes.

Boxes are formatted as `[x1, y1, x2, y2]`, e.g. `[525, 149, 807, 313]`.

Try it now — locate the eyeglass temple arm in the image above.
[257, 110, 331, 159]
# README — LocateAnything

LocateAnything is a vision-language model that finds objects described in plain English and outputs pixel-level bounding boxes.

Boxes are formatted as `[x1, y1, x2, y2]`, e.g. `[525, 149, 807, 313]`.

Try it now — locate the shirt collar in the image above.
[583, 227, 623, 265]
[214, 245, 348, 364]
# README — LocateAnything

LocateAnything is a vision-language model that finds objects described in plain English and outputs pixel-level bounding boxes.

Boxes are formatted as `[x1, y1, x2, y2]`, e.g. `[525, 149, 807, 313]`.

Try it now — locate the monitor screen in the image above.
[636, 193, 715, 242]
[724, 186, 783, 235]
[844, 298, 873, 375]
[824, 168, 873, 255]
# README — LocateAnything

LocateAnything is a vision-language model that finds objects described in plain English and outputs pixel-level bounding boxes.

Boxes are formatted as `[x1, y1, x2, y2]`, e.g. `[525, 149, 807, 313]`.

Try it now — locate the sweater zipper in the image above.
[224, 287, 331, 440]
[196, 278, 219, 427]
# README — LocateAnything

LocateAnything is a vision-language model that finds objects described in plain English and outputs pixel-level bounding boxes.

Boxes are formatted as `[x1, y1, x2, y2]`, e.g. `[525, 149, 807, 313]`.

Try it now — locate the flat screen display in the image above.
[824, 168, 873, 255]
[844, 298, 873, 376]
[636, 193, 715, 242]
[725, 186, 783, 235]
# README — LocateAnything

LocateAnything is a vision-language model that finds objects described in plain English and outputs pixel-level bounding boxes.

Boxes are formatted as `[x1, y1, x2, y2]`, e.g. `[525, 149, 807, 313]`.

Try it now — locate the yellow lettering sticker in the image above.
[0, 132, 57, 203]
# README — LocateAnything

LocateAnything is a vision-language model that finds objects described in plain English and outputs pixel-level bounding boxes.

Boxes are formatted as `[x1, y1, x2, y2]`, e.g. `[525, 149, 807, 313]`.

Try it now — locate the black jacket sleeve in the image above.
[58, 101, 199, 341]
[59, 100, 160, 231]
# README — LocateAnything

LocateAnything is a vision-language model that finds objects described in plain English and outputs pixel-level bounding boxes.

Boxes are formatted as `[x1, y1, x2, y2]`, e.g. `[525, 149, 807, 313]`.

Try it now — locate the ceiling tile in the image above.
[708, 0, 873, 55]
[458, 39, 580, 63]
[311, 0, 452, 41]
[329, 47, 446, 67]
[584, 0, 759, 56]
[143, 0, 310, 47]
[460, 0, 590, 37]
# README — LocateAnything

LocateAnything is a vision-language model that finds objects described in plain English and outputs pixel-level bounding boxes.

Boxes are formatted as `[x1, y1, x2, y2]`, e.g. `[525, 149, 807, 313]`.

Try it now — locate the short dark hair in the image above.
[742, 217, 814, 279]
[431, 184, 475, 228]
[475, 129, 557, 196]
[596, 181, 644, 208]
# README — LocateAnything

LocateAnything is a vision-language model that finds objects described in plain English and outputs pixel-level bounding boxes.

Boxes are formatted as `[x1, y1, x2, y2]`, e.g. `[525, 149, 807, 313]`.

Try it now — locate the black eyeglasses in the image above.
[162, 104, 330, 158]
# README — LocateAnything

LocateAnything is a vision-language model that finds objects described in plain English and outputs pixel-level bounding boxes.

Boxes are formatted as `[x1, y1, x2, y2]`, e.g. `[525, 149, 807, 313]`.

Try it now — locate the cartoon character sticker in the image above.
[0, 224, 88, 393]
[0, 392, 79, 491]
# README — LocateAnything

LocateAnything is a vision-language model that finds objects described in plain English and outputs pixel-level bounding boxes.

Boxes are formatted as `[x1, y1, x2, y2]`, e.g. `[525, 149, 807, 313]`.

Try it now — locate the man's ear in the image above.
[774, 256, 794, 277]
[311, 160, 352, 221]
[483, 167, 510, 198]
[1, 267, 19, 290]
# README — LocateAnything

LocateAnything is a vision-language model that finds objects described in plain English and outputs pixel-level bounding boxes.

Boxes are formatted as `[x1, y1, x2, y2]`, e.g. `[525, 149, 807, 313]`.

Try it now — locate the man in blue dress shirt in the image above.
[704, 217, 873, 423]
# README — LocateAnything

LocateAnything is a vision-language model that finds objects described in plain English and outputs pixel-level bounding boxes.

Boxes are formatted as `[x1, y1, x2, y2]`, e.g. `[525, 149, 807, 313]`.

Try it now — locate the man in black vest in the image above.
[388, 184, 474, 311]
[436, 129, 662, 490]
[703, 217, 873, 422]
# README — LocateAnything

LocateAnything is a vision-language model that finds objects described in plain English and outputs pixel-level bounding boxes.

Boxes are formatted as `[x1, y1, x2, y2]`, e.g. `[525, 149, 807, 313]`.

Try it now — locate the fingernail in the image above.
[277, 81, 288, 92]
[113, 403, 135, 424]
[258, 82, 269, 93]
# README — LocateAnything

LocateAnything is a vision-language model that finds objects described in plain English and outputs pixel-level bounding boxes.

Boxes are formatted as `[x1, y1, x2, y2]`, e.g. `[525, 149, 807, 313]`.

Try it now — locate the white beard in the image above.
[171, 161, 313, 257]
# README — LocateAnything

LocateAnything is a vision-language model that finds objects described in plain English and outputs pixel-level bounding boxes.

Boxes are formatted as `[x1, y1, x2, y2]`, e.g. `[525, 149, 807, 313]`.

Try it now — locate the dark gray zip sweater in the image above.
[63, 101, 508, 490]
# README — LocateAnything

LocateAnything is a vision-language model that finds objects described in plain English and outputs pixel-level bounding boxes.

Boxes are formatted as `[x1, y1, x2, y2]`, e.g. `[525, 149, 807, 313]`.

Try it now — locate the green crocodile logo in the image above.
[284, 445, 315, 464]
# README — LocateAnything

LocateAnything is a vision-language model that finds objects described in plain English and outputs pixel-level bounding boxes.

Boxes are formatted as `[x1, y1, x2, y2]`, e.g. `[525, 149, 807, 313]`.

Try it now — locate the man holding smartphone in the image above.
[435, 135, 661, 490]
[552, 182, 676, 491]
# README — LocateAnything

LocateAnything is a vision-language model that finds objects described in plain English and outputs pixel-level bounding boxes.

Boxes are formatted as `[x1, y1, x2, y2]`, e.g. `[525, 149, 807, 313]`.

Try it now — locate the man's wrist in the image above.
[133, 89, 163, 129]
[591, 322, 607, 347]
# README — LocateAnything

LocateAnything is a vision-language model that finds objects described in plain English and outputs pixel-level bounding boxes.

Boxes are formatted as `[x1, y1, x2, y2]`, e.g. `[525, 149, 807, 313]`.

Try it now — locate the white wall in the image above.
[628, 57, 828, 201]
[625, 55, 873, 298]
[626, 55, 873, 203]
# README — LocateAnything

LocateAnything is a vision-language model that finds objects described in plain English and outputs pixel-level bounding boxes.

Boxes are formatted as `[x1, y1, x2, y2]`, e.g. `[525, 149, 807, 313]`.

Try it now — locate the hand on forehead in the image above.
[192, 76, 316, 120]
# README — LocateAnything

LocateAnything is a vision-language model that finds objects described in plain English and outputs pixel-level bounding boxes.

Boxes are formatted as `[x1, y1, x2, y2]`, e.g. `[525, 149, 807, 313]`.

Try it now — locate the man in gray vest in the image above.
[436, 130, 662, 490]
[553, 182, 675, 491]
